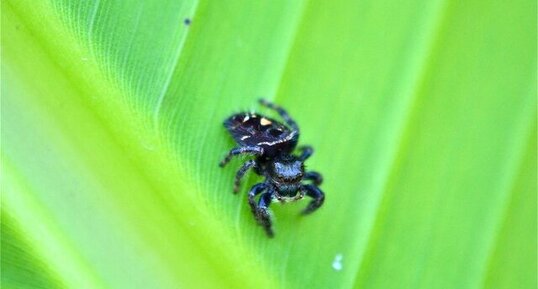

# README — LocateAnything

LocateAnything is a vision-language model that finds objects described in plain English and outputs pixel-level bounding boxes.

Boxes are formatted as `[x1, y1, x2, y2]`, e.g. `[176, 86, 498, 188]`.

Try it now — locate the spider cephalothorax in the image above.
[219, 99, 325, 237]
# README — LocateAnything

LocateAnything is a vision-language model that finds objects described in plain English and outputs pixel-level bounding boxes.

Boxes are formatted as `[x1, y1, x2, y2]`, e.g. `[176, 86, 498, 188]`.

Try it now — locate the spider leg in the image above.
[219, 146, 263, 167]
[298, 145, 313, 161]
[255, 191, 275, 237]
[304, 171, 323, 186]
[259, 99, 299, 133]
[233, 160, 257, 193]
[300, 184, 325, 215]
[247, 183, 267, 213]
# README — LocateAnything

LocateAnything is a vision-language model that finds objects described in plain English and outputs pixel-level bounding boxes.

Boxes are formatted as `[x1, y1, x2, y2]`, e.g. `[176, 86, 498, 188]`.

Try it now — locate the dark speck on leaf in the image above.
[184, 18, 191, 26]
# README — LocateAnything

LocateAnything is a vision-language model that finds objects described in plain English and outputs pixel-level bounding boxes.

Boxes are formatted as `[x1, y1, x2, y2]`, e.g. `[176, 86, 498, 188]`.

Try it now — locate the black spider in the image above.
[219, 99, 325, 237]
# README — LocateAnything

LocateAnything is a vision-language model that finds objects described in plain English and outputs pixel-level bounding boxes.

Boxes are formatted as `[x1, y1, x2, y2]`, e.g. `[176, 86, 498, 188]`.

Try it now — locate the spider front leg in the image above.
[255, 191, 275, 237]
[233, 160, 257, 193]
[247, 184, 274, 237]
[247, 183, 267, 212]
[304, 171, 323, 186]
[300, 184, 325, 215]
[219, 146, 263, 167]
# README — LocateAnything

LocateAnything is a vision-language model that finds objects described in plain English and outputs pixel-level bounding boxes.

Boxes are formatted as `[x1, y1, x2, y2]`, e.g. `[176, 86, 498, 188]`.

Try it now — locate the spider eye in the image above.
[269, 128, 283, 137]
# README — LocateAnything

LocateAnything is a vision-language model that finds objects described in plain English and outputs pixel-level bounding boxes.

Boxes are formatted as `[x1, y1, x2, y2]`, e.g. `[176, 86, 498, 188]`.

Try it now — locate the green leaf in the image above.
[2, 0, 536, 289]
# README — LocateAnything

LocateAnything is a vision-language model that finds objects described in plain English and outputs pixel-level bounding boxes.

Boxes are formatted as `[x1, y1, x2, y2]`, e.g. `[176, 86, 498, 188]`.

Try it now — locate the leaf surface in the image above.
[2, 0, 536, 288]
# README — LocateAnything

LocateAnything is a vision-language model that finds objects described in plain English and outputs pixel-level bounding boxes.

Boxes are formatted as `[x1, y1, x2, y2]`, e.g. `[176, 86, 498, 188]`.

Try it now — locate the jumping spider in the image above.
[219, 99, 325, 237]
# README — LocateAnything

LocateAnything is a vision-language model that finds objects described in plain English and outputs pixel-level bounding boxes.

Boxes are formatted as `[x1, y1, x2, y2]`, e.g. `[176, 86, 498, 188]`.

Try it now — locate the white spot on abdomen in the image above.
[260, 117, 272, 126]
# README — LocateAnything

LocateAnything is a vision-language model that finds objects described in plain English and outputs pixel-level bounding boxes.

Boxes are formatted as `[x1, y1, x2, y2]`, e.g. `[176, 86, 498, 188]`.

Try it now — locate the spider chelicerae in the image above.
[219, 99, 325, 237]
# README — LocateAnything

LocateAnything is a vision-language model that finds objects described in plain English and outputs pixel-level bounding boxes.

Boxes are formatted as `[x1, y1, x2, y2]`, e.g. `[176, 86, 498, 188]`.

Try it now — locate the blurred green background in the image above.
[2, 0, 536, 288]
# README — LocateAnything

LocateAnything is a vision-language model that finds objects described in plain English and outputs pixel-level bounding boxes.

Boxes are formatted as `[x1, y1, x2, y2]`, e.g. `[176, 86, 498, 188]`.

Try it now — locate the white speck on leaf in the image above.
[332, 254, 343, 271]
